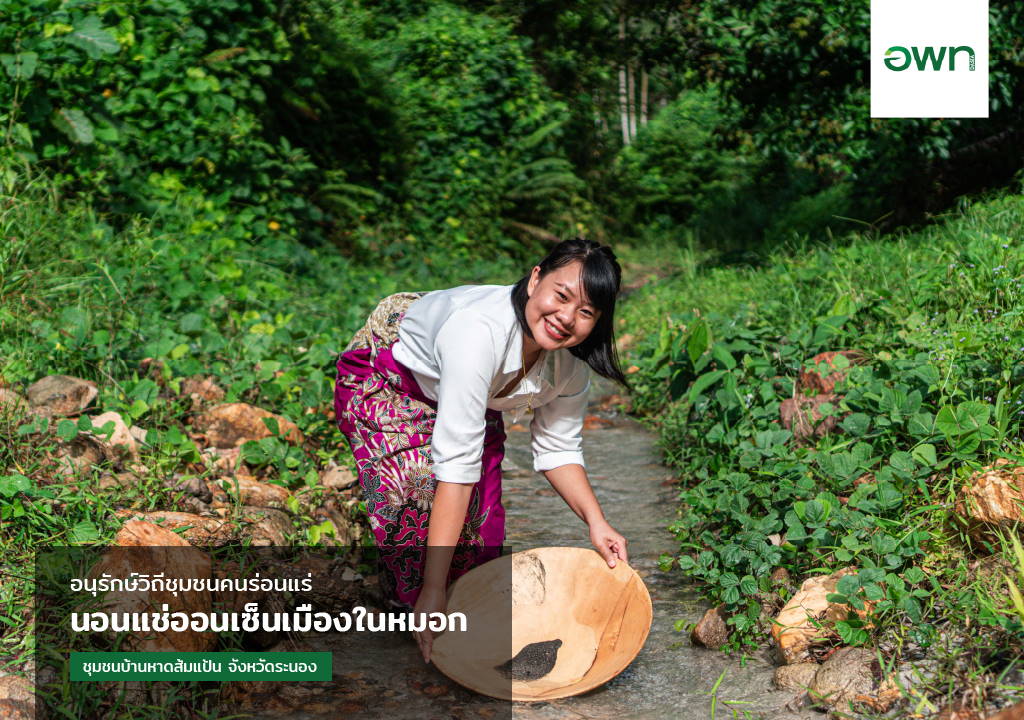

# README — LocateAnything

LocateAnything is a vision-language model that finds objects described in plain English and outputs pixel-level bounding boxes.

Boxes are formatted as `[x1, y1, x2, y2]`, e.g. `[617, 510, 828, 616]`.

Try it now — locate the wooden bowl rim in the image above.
[431, 546, 653, 701]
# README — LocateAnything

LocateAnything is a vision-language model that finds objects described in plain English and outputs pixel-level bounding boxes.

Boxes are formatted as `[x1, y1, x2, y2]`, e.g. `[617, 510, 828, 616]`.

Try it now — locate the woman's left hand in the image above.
[589, 519, 628, 568]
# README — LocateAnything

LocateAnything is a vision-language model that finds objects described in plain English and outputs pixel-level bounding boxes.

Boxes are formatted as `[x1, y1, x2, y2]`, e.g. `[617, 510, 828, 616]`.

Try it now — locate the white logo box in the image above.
[871, 0, 989, 118]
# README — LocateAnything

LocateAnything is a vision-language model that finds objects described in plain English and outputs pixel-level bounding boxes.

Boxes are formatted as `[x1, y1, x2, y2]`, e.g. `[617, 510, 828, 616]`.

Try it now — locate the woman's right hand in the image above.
[412, 584, 447, 663]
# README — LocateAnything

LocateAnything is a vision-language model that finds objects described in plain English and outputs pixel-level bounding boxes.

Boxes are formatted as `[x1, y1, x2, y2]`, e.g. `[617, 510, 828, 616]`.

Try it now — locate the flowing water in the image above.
[238, 382, 818, 720]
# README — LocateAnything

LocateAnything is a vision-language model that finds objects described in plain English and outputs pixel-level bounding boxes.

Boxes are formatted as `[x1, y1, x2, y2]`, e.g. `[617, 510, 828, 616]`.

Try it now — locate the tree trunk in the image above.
[627, 62, 637, 140]
[640, 67, 649, 126]
[618, 13, 630, 145]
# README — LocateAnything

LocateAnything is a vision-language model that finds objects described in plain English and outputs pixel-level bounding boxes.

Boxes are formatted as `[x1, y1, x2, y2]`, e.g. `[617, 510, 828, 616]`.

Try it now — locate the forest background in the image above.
[3, 1, 1024, 717]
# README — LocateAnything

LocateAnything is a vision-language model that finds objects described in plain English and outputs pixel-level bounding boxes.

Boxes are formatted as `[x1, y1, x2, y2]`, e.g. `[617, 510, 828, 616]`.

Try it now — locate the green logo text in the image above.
[884, 46, 976, 71]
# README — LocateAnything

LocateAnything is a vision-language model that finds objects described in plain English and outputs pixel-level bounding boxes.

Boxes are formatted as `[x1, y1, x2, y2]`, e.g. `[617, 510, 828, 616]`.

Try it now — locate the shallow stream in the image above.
[239, 383, 819, 719]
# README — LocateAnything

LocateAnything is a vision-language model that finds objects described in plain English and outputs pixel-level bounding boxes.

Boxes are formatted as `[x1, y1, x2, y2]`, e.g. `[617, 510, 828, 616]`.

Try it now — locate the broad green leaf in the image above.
[711, 343, 736, 370]
[686, 319, 711, 366]
[911, 443, 937, 467]
[52, 108, 94, 144]
[688, 370, 726, 404]
[0, 474, 31, 497]
[0, 52, 38, 80]
[935, 401, 990, 437]
[69, 520, 100, 544]
[57, 419, 78, 442]
[63, 16, 120, 59]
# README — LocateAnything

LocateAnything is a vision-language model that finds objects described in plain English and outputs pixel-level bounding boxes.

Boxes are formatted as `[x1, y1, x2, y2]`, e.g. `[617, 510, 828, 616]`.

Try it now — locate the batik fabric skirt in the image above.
[333, 292, 505, 609]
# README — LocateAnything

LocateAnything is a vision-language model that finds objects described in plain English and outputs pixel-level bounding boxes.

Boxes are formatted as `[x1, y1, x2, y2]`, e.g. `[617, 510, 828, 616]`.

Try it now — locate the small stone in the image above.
[115, 511, 235, 547]
[809, 647, 875, 710]
[202, 446, 246, 474]
[56, 436, 105, 477]
[87, 411, 139, 461]
[770, 567, 791, 586]
[0, 676, 34, 708]
[309, 500, 354, 545]
[170, 475, 213, 503]
[102, 520, 215, 652]
[981, 700, 1024, 720]
[26, 375, 97, 417]
[780, 392, 840, 442]
[774, 663, 818, 691]
[210, 475, 290, 510]
[129, 425, 148, 445]
[771, 567, 863, 664]
[583, 414, 614, 430]
[194, 403, 303, 448]
[955, 460, 1024, 540]
[0, 698, 33, 720]
[690, 606, 729, 649]
[180, 376, 225, 408]
[238, 508, 293, 546]
[798, 350, 865, 394]
[319, 464, 357, 491]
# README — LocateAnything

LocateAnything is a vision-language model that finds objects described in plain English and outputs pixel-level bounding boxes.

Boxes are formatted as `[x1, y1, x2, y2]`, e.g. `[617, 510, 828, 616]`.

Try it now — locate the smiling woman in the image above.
[332, 238, 630, 663]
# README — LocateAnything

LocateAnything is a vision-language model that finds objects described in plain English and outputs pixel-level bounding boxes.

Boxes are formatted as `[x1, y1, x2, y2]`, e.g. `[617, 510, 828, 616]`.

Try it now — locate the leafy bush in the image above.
[626, 191, 1024, 646]
[612, 89, 747, 228]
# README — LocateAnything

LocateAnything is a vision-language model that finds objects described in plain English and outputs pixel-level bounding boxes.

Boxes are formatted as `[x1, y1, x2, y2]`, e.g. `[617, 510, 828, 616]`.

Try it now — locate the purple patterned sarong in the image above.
[333, 296, 505, 608]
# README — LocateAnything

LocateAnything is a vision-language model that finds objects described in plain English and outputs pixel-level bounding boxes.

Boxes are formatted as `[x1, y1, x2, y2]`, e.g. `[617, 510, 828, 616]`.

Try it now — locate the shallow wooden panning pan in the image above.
[431, 547, 653, 701]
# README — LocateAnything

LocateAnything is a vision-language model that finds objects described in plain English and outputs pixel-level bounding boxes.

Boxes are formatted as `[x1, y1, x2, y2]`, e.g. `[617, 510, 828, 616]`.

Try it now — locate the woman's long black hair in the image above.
[511, 237, 628, 387]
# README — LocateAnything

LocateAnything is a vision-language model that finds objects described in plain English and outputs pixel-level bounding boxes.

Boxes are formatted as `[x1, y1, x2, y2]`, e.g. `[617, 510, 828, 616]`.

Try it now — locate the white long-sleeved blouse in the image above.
[391, 284, 589, 485]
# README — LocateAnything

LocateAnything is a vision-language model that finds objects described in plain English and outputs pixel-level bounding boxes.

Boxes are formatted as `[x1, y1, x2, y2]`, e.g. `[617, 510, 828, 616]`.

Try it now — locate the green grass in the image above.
[0, 173, 521, 716]
[618, 190, 1024, 716]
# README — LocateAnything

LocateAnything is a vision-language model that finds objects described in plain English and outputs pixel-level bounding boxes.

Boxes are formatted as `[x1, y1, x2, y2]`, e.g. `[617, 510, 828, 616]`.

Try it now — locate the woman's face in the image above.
[525, 261, 601, 352]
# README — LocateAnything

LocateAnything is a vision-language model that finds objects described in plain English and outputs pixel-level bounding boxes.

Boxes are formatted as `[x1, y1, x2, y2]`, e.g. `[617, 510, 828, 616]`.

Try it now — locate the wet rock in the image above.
[808, 647, 881, 711]
[0, 389, 29, 419]
[181, 376, 225, 409]
[26, 375, 97, 417]
[208, 475, 290, 510]
[194, 403, 303, 448]
[771, 567, 860, 664]
[100, 520, 216, 652]
[690, 606, 729, 650]
[773, 662, 818, 692]
[320, 463, 357, 491]
[780, 392, 840, 442]
[798, 350, 865, 394]
[955, 459, 1024, 540]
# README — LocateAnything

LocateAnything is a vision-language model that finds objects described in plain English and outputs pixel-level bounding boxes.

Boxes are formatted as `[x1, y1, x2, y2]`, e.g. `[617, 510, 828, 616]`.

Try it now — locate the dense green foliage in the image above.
[701, 0, 1024, 224]
[623, 193, 1024, 655]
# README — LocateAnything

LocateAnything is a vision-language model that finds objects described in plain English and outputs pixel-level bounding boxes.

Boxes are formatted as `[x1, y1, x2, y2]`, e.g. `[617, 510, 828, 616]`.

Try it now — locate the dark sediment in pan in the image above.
[495, 639, 563, 681]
